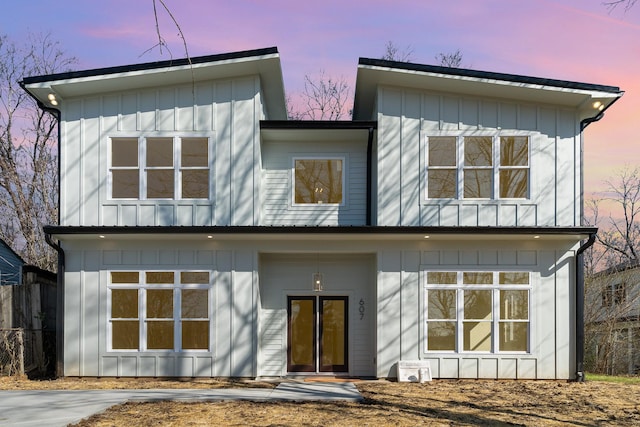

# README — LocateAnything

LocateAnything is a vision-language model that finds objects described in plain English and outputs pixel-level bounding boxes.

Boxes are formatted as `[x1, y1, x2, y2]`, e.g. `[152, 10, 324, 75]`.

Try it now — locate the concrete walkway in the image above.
[0, 382, 363, 427]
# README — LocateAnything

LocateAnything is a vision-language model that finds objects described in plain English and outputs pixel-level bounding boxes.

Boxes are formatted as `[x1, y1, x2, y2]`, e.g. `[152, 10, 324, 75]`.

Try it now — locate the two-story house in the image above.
[586, 260, 640, 375]
[21, 47, 622, 380]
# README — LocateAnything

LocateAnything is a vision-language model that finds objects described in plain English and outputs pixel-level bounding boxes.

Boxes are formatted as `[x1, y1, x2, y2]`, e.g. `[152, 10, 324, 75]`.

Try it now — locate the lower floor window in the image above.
[425, 271, 530, 353]
[109, 271, 211, 351]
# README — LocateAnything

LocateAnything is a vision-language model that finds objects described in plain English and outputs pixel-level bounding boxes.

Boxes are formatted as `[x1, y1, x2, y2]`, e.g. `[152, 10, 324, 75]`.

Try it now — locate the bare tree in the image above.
[288, 70, 351, 120]
[603, 0, 638, 12]
[589, 166, 640, 266]
[583, 166, 640, 374]
[0, 33, 76, 270]
[381, 41, 414, 62]
[436, 49, 464, 68]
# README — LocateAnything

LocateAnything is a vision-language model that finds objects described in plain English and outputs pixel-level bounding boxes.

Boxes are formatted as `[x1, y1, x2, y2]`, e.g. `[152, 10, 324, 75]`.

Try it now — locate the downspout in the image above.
[366, 126, 374, 226]
[45, 233, 65, 378]
[573, 111, 605, 382]
[20, 80, 64, 376]
[575, 232, 596, 382]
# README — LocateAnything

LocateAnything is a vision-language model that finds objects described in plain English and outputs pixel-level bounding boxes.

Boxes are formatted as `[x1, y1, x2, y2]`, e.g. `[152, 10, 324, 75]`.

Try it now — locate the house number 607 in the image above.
[359, 298, 365, 320]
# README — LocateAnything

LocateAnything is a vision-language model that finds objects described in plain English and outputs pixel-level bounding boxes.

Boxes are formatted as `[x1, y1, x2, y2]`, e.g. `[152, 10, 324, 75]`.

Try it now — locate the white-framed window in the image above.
[292, 157, 345, 205]
[424, 271, 530, 353]
[109, 136, 210, 200]
[108, 270, 211, 352]
[426, 135, 530, 199]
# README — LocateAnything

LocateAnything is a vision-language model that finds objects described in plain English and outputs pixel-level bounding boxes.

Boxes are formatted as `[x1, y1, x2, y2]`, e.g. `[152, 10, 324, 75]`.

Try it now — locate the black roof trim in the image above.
[358, 57, 622, 94]
[260, 120, 377, 130]
[22, 47, 279, 84]
[44, 225, 597, 236]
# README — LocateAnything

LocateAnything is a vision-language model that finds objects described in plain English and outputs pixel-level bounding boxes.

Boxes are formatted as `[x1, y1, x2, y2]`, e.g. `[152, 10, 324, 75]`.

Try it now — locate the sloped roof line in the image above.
[358, 57, 622, 94]
[22, 47, 279, 84]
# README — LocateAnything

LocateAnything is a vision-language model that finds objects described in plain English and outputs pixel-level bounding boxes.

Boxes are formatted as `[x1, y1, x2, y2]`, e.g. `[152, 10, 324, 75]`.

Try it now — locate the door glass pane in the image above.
[289, 299, 315, 367]
[321, 299, 345, 367]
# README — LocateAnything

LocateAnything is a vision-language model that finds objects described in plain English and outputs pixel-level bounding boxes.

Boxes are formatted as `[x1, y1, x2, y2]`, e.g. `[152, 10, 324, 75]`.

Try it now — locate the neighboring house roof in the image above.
[21, 46, 287, 120]
[353, 57, 623, 121]
[593, 258, 640, 277]
[0, 238, 25, 286]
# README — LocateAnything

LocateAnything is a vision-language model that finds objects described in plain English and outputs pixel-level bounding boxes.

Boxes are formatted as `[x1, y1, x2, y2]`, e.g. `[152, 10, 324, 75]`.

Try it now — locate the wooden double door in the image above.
[287, 296, 348, 373]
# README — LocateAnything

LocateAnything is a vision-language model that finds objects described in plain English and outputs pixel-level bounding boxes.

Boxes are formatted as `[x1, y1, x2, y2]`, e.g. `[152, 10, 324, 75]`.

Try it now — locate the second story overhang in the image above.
[44, 225, 596, 244]
[353, 58, 624, 123]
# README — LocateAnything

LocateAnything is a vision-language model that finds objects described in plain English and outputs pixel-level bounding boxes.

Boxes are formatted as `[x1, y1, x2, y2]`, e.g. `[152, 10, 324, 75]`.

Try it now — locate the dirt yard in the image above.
[2, 376, 640, 426]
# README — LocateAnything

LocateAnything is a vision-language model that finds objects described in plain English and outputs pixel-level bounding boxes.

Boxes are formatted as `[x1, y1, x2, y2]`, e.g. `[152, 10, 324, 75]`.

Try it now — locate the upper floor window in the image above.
[601, 282, 626, 307]
[426, 135, 529, 199]
[110, 136, 210, 200]
[294, 158, 344, 204]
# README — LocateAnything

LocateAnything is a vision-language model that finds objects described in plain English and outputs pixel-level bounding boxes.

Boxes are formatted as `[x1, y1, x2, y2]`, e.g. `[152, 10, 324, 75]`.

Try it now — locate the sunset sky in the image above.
[2, 0, 638, 199]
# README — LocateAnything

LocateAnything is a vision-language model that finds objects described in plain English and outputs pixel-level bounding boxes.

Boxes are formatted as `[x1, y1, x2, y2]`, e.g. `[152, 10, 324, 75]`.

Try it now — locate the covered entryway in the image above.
[287, 296, 348, 373]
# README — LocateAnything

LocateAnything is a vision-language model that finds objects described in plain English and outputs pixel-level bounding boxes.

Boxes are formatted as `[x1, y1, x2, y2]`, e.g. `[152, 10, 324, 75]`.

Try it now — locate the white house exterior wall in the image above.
[376, 86, 581, 228]
[260, 140, 368, 226]
[61, 237, 577, 379]
[59, 76, 263, 227]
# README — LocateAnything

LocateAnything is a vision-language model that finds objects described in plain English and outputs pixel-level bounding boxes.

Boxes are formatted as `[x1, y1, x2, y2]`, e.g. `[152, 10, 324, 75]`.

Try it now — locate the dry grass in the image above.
[2, 376, 640, 426]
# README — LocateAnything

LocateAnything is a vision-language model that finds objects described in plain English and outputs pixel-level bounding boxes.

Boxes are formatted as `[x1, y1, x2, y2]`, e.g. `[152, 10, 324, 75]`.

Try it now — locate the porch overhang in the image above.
[43, 225, 597, 242]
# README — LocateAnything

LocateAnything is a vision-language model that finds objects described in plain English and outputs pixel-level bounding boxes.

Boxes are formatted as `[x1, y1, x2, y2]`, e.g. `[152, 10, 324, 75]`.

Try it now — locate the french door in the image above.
[287, 296, 348, 373]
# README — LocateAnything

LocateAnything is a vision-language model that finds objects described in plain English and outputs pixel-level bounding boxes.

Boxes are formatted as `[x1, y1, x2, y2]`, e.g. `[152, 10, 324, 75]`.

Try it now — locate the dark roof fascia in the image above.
[260, 120, 377, 130]
[22, 47, 279, 85]
[593, 258, 640, 277]
[358, 58, 622, 95]
[21, 264, 57, 281]
[43, 225, 597, 236]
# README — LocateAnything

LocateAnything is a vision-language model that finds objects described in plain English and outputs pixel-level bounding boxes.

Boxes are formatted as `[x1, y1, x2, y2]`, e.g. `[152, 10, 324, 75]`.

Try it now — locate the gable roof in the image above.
[353, 57, 623, 121]
[21, 47, 288, 120]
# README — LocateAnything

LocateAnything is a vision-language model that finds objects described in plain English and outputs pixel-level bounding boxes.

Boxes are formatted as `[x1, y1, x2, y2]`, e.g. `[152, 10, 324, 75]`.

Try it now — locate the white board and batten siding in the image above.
[376, 86, 581, 228]
[60, 76, 264, 228]
[62, 241, 259, 378]
[376, 240, 579, 380]
[260, 140, 368, 226]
